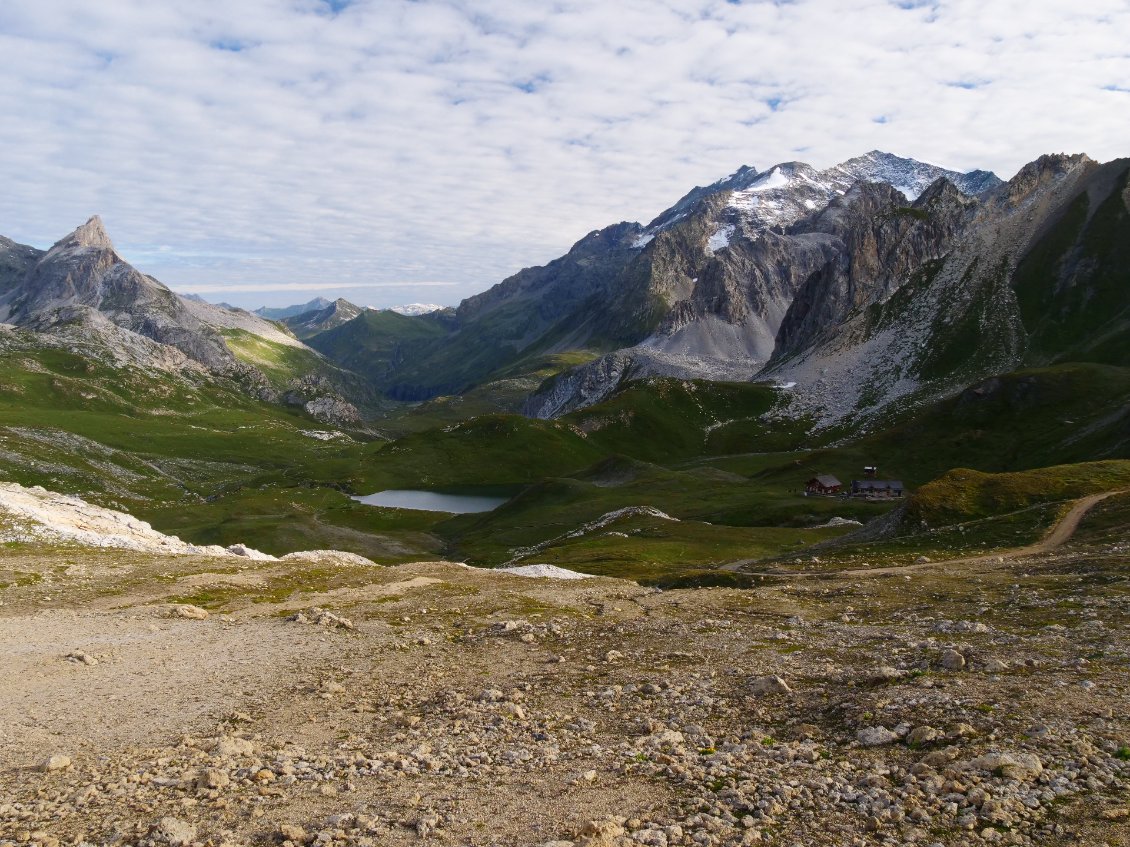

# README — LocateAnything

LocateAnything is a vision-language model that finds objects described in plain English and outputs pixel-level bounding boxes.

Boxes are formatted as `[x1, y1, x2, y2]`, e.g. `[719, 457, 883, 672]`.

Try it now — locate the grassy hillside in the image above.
[439, 454, 891, 577]
[0, 333, 441, 561]
[142, 485, 447, 562]
[357, 377, 812, 490]
[357, 414, 607, 490]
[796, 460, 1130, 570]
[5, 318, 1129, 583]
[562, 377, 810, 461]
[378, 350, 599, 435]
[220, 329, 337, 388]
[1013, 164, 1130, 366]
[905, 460, 1130, 529]
[858, 363, 1130, 484]
[306, 309, 452, 388]
[0, 339, 356, 491]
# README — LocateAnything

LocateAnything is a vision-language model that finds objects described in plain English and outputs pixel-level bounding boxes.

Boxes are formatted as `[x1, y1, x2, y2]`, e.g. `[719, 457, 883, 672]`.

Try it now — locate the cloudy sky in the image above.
[1, 1, 1127, 309]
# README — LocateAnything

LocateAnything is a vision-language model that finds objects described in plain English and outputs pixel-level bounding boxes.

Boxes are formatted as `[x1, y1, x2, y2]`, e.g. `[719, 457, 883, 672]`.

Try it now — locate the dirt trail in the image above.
[729, 489, 1125, 578]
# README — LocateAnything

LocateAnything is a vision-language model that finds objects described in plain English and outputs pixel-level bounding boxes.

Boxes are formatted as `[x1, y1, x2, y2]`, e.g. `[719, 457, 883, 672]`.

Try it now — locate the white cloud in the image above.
[0, 0, 1126, 308]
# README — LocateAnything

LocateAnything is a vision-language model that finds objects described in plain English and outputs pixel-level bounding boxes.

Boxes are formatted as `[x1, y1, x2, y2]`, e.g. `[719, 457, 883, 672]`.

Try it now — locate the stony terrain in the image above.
[2, 519, 1128, 846]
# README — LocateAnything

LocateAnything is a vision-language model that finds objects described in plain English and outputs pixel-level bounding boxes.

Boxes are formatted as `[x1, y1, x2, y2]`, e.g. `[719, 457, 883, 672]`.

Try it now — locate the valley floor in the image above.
[2, 540, 1129, 847]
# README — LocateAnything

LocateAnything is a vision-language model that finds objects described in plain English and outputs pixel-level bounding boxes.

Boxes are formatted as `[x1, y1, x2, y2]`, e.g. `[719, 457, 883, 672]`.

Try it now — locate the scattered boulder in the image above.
[172, 604, 209, 620]
[868, 666, 905, 683]
[278, 824, 308, 843]
[918, 747, 961, 769]
[39, 754, 71, 772]
[954, 620, 990, 633]
[210, 735, 256, 758]
[750, 675, 792, 695]
[289, 607, 353, 629]
[226, 543, 274, 560]
[195, 767, 230, 790]
[857, 727, 899, 747]
[940, 648, 966, 671]
[965, 751, 1044, 781]
[153, 816, 197, 847]
[577, 819, 626, 847]
[906, 725, 940, 746]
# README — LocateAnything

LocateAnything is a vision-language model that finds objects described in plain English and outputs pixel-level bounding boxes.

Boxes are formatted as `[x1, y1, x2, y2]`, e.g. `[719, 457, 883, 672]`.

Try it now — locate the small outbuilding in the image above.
[851, 479, 904, 498]
[805, 474, 843, 496]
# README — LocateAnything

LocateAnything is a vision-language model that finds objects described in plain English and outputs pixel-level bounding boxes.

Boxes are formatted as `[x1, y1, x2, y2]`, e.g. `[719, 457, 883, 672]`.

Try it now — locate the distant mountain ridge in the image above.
[283, 298, 364, 339]
[389, 303, 446, 316]
[7, 147, 1127, 436]
[0, 216, 237, 369]
[255, 298, 333, 320]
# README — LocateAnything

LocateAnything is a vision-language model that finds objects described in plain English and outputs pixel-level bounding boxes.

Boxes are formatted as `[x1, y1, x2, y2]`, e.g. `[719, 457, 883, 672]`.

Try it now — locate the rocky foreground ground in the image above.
[1, 539, 1129, 847]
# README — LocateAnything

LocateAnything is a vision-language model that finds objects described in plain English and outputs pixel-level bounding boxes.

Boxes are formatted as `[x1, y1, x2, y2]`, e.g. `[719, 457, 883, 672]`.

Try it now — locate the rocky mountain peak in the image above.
[829, 151, 1001, 199]
[999, 153, 1095, 206]
[51, 215, 115, 254]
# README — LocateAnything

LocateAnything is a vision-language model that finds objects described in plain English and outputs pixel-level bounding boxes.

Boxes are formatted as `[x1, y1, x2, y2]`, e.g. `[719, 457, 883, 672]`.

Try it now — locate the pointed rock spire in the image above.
[51, 215, 115, 252]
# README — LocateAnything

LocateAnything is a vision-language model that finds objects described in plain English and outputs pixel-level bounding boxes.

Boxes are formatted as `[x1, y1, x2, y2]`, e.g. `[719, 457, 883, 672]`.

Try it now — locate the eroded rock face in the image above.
[525, 350, 643, 418]
[521, 153, 1011, 419]
[772, 180, 979, 358]
[303, 395, 362, 426]
[0, 481, 277, 558]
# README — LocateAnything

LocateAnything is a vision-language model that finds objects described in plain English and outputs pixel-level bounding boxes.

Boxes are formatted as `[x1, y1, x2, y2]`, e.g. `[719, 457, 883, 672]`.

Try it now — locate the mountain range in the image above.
[2, 148, 1127, 437]
[279, 149, 1128, 429]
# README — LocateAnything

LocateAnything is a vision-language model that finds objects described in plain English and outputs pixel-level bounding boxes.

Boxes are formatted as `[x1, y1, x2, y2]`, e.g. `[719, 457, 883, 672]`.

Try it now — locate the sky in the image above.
[1, 1, 1127, 310]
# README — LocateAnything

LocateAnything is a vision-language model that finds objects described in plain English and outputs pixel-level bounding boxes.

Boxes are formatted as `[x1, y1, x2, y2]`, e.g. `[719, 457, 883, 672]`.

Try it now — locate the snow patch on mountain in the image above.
[706, 225, 734, 253]
[722, 152, 1001, 235]
[492, 564, 594, 580]
[743, 167, 791, 193]
[388, 303, 444, 316]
